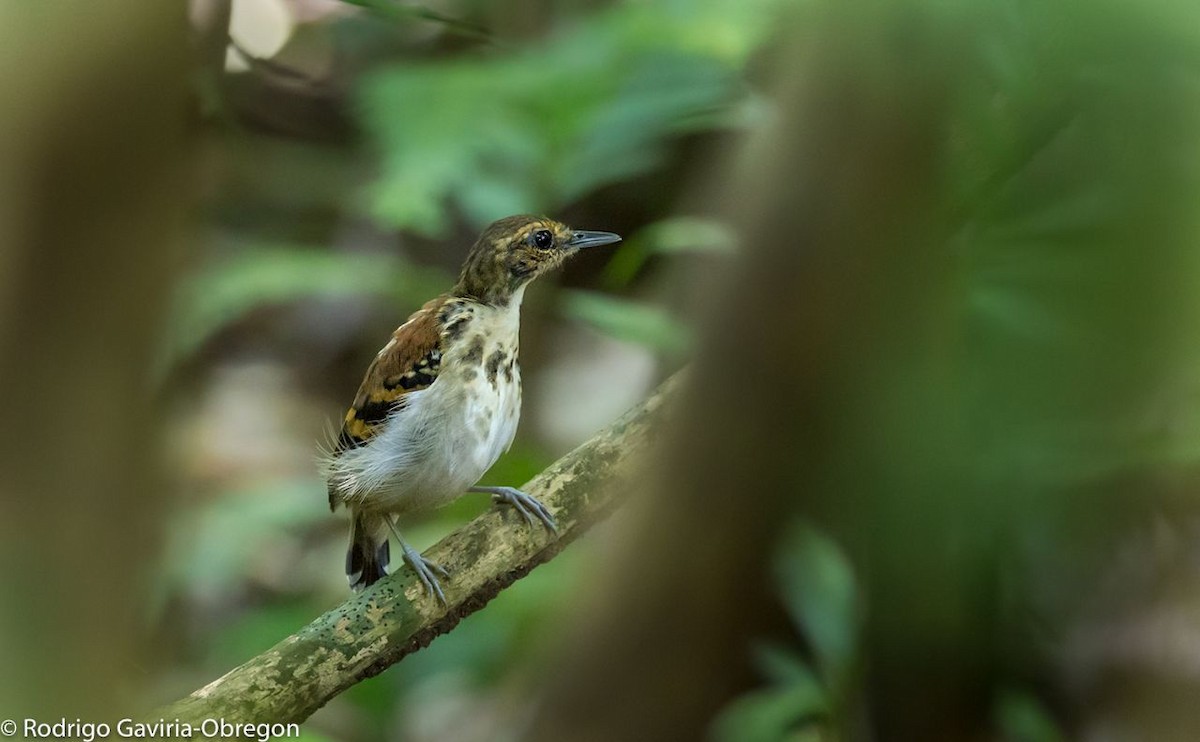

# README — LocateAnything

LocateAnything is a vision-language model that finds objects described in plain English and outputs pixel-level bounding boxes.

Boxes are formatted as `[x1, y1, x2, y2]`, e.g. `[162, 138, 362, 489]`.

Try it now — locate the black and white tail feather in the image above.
[345, 512, 390, 591]
[320, 423, 391, 591]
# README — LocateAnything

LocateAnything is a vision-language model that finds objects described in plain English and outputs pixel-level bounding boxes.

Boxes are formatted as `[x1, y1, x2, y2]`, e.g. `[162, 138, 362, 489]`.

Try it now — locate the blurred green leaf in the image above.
[774, 522, 858, 686]
[751, 641, 816, 686]
[165, 246, 449, 368]
[164, 479, 328, 597]
[560, 289, 691, 354]
[709, 669, 826, 742]
[357, 0, 775, 234]
[643, 217, 738, 256]
[711, 522, 856, 742]
[603, 216, 736, 288]
[339, 0, 491, 41]
[996, 689, 1066, 742]
[557, 52, 737, 202]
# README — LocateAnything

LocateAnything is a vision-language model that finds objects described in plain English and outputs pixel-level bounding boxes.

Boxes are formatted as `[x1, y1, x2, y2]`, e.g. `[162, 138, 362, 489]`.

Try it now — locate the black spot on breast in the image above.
[486, 349, 507, 386]
[444, 315, 470, 341]
[463, 336, 485, 365]
[504, 357, 515, 383]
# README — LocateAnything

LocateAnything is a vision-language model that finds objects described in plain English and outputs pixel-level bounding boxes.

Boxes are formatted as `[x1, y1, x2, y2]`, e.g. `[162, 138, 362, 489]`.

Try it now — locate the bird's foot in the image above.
[398, 540, 449, 605]
[471, 486, 558, 534]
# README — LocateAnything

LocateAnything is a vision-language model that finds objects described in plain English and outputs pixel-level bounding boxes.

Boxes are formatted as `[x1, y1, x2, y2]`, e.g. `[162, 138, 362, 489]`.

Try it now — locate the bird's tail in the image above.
[346, 512, 390, 591]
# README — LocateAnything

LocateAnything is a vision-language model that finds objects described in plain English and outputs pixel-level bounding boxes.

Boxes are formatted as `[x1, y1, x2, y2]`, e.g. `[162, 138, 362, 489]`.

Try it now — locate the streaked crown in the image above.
[454, 215, 621, 304]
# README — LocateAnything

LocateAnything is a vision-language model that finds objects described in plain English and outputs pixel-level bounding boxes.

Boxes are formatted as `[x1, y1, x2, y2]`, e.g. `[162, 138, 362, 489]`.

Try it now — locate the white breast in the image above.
[332, 291, 525, 515]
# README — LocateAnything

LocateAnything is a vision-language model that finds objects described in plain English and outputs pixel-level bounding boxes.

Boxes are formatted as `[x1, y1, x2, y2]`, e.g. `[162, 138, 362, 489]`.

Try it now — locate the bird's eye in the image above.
[532, 230, 554, 249]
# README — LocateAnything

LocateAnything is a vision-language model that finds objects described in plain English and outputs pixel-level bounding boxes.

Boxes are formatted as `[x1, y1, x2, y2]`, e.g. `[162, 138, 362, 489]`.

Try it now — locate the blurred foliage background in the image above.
[158, 0, 753, 739]
[4, 0, 1200, 740]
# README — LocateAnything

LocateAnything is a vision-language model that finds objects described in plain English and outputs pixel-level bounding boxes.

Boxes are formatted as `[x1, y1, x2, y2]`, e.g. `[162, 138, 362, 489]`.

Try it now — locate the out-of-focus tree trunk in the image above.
[524, 6, 978, 740]
[523, 2, 1200, 741]
[0, 3, 192, 720]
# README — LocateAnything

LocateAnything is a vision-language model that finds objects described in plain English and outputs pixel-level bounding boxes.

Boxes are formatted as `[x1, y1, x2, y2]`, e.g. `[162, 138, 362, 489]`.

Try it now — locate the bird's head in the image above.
[454, 215, 621, 304]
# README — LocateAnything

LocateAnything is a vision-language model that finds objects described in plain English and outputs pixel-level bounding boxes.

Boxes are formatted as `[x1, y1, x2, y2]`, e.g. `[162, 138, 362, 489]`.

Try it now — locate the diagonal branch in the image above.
[159, 373, 681, 724]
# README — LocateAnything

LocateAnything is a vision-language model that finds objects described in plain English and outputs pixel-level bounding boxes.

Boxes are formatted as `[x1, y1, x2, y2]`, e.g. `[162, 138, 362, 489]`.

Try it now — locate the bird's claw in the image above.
[400, 542, 448, 605]
[488, 486, 558, 534]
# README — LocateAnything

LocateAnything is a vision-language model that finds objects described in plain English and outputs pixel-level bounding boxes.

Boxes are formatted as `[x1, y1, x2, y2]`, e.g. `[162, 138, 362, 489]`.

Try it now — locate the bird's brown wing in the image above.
[330, 295, 448, 459]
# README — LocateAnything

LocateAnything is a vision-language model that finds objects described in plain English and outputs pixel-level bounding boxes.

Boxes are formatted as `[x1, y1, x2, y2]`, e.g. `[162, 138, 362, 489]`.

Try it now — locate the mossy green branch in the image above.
[159, 374, 680, 724]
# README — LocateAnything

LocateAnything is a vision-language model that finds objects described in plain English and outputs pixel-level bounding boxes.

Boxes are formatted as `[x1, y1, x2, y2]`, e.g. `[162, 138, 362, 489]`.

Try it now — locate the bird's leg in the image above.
[384, 517, 449, 605]
[469, 486, 558, 534]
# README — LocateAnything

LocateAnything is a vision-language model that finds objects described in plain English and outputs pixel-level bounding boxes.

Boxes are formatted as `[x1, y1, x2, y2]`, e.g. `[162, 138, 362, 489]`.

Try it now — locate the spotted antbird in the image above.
[323, 215, 621, 602]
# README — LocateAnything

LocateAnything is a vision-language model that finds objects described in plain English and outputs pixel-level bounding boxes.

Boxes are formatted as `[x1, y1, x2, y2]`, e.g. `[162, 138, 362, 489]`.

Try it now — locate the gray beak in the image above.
[568, 230, 622, 249]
